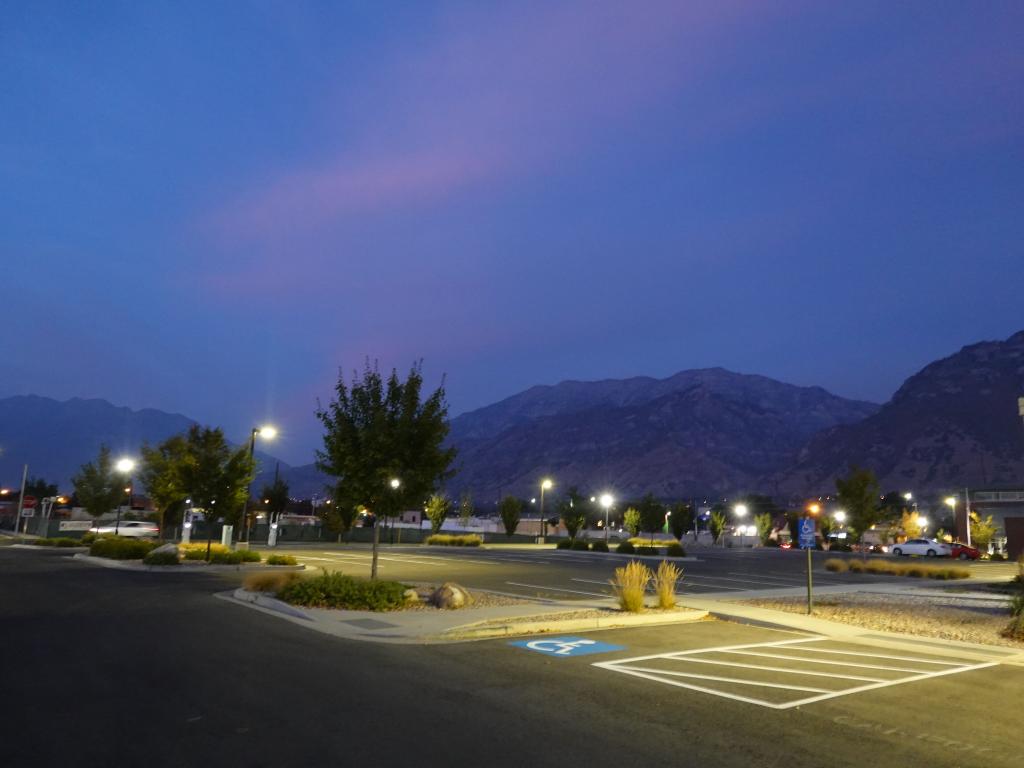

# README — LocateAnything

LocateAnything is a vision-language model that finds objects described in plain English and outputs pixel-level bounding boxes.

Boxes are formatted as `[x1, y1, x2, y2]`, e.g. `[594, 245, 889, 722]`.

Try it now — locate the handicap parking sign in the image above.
[799, 517, 816, 549]
[510, 636, 624, 657]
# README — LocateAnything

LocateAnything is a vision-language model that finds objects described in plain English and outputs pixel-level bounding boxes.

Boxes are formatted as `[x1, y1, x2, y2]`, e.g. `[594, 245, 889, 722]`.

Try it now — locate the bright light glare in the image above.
[734, 504, 748, 517]
[945, 496, 957, 508]
[599, 494, 613, 509]
[903, 492, 913, 501]
[390, 478, 401, 489]
[918, 517, 929, 529]
[808, 503, 821, 514]
[834, 510, 847, 523]
[541, 478, 553, 490]
[258, 425, 277, 440]
[115, 458, 135, 473]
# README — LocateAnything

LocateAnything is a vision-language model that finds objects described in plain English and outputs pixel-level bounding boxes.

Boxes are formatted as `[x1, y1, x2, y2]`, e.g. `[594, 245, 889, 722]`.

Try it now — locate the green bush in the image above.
[634, 545, 659, 556]
[90, 537, 157, 560]
[278, 573, 408, 610]
[555, 539, 572, 550]
[571, 540, 590, 551]
[665, 542, 686, 558]
[143, 549, 180, 565]
[266, 554, 298, 566]
[32, 537, 82, 547]
[591, 541, 609, 553]
[209, 549, 262, 565]
[80, 532, 97, 545]
[616, 541, 635, 554]
[425, 534, 482, 547]
[181, 543, 230, 561]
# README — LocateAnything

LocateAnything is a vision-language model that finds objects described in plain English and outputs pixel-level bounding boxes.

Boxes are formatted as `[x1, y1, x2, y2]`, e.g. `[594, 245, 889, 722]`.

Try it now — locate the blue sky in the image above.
[3, 1, 1022, 464]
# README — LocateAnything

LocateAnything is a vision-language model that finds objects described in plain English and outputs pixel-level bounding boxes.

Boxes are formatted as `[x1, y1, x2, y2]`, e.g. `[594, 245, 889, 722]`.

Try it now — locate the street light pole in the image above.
[241, 425, 277, 545]
[539, 479, 552, 543]
[600, 494, 613, 543]
[115, 458, 136, 536]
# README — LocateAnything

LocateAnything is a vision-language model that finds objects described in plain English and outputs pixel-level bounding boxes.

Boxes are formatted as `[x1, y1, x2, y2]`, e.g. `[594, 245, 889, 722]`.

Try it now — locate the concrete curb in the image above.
[440, 608, 710, 640]
[552, 551, 700, 562]
[70, 553, 306, 573]
[10, 544, 88, 552]
[230, 588, 313, 620]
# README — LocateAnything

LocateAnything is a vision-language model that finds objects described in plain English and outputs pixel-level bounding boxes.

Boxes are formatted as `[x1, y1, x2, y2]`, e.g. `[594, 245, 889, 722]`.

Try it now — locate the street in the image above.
[2, 546, 1022, 768]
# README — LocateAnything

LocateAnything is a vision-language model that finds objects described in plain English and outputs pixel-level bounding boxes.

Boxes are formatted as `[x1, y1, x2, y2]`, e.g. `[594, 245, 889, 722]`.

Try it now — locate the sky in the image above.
[2, 1, 1022, 465]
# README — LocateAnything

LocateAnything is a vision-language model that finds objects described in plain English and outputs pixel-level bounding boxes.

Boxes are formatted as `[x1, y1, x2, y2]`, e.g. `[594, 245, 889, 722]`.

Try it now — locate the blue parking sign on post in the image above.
[798, 517, 816, 549]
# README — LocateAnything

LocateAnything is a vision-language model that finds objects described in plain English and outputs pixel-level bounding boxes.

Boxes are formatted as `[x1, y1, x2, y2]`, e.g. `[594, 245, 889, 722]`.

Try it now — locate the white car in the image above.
[89, 520, 160, 538]
[890, 538, 951, 557]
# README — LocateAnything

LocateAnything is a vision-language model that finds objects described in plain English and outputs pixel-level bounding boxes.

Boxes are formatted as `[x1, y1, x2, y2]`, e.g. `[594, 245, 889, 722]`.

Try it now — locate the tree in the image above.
[970, 512, 997, 550]
[139, 435, 188, 540]
[72, 446, 124, 532]
[316, 362, 456, 529]
[835, 467, 881, 550]
[322, 485, 360, 542]
[559, 488, 587, 543]
[499, 496, 523, 538]
[25, 477, 58, 500]
[709, 510, 727, 545]
[175, 426, 254, 559]
[899, 510, 922, 540]
[260, 476, 290, 519]
[458, 491, 474, 528]
[669, 502, 693, 541]
[425, 493, 451, 535]
[623, 507, 641, 538]
[754, 512, 774, 546]
[818, 515, 836, 551]
[637, 493, 665, 543]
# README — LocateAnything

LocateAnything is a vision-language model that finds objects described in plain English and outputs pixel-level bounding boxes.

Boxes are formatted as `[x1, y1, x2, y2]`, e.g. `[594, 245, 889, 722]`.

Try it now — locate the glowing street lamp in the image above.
[539, 478, 553, 542]
[242, 425, 277, 543]
[734, 504, 748, 518]
[114, 457, 136, 535]
[834, 510, 847, 524]
[599, 494, 614, 543]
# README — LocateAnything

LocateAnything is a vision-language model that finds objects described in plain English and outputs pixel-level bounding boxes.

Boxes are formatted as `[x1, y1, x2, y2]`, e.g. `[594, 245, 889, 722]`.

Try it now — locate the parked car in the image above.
[89, 520, 159, 538]
[949, 542, 981, 560]
[890, 538, 951, 557]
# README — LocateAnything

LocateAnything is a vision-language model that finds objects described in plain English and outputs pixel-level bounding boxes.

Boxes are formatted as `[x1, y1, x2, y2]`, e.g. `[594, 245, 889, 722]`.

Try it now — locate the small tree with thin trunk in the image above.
[559, 488, 587, 543]
[623, 507, 641, 538]
[458, 491, 474, 528]
[836, 466, 881, 557]
[72, 445, 123, 535]
[637, 493, 665, 543]
[669, 502, 692, 541]
[499, 496, 523, 538]
[754, 512, 773, 546]
[709, 510, 727, 545]
[425, 493, 452, 535]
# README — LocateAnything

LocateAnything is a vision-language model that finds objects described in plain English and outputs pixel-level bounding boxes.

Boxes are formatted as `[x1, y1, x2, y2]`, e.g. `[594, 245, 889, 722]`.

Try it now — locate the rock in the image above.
[151, 543, 179, 556]
[431, 582, 472, 609]
[403, 588, 421, 603]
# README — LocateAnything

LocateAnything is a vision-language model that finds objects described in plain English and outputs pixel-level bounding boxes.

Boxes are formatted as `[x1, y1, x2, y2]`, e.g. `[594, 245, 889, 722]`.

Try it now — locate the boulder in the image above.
[403, 588, 421, 603]
[151, 543, 179, 556]
[431, 582, 472, 609]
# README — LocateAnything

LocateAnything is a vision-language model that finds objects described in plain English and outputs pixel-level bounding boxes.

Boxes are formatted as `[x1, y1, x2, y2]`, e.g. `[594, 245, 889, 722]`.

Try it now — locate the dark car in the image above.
[949, 542, 981, 560]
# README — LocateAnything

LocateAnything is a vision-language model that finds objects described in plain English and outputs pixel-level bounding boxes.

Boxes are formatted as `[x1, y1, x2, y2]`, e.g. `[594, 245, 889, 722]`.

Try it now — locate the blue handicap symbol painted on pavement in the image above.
[510, 636, 625, 657]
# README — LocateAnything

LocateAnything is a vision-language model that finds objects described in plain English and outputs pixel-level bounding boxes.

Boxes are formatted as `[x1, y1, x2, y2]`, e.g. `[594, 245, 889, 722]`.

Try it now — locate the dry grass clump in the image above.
[424, 534, 482, 547]
[611, 561, 651, 613]
[243, 570, 302, 593]
[843, 558, 968, 579]
[824, 559, 849, 573]
[654, 561, 682, 609]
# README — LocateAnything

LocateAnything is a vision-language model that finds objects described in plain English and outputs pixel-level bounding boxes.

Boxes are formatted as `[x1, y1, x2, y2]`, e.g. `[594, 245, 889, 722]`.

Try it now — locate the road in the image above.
[3, 546, 1022, 768]
[262, 541, 1018, 600]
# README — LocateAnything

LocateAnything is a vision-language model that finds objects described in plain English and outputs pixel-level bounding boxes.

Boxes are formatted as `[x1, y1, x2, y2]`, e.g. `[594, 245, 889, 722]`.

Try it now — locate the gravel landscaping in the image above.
[744, 591, 1022, 648]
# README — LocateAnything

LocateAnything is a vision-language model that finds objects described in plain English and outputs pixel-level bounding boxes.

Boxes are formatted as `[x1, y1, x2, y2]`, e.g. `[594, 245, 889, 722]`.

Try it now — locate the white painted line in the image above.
[590, 667, 789, 709]
[316, 552, 447, 567]
[659, 655, 886, 682]
[726, 572, 805, 585]
[722, 650, 932, 674]
[787, 646, 968, 666]
[612, 665, 832, 693]
[597, 637, 820, 667]
[505, 581, 609, 598]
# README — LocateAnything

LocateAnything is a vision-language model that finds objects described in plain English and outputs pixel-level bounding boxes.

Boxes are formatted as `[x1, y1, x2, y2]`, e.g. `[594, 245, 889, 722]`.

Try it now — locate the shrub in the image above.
[1003, 611, 1024, 641]
[634, 545, 659, 556]
[654, 561, 681, 609]
[571, 540, 590, 551]
[665, 542, 685, 558]
[590, 541, 609, 553]
[143, 549, 180, 565]
[181, 543, 231, 561]
[90, 537, 157, 560]
[80, 532, 97, 545]
[244, 570, 302, 593]
[266, 554, 298, 566]
[847, 559, 866, 573]
[824, 558, 849, 573]
[843, 558, 968, 580]
[32, 537, 82, 547]
[278, 573, 407, 610]
[616, 541, 635, 554]
[611, 561, 651, 613]
[555, 539, 572, 550]
[209, 549, 262, 565]
[425, 534, 482, 547]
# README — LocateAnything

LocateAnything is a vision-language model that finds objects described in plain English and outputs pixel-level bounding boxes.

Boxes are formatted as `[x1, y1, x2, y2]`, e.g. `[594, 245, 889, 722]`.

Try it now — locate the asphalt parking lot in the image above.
[3, 546, 1023, 768]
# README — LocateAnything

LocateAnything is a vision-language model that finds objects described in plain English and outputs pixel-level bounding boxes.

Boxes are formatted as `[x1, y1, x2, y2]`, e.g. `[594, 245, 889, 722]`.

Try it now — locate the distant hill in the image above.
[0, 395, 286, 491]
[775, 331, 1024, 494]
[446, 368, 880, 500]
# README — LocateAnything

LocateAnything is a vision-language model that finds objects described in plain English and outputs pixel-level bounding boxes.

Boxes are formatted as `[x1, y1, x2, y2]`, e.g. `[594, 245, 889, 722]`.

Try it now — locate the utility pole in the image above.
[15, 464, 28, 537]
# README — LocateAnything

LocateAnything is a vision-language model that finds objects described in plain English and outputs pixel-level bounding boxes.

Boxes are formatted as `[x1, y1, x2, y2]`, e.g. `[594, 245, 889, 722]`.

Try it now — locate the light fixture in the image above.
[734, 504, 748, 517]
[115, 458, 136, 473]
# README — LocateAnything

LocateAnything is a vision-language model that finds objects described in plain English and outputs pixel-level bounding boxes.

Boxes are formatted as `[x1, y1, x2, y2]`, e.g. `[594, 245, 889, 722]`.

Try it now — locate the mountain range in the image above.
[2, 331, 1022, 500]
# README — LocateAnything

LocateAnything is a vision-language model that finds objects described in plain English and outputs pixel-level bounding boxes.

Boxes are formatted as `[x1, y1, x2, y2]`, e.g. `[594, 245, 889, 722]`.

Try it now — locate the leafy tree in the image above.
[260, 476, 290, 518]
[559, 488, 587, 543]
[499, 496, 523, 538]
[139, 435, 188, 540]
[72, 446, 124, 531]
[786, 511, 802, 544]
[175, 426, 254, 559]
[818, 515, 836, 550]
[970, 512, 997, 550]
[623, 507, 641, 538]
[322, 486, 360, 541]
[669, 502, 693, 541]
[458, 491, 474, 528]
[899, 510, 922, 539]
[316, 362, 456, 529]
[25, 477, 58, 500]
[835, 467, 882, 549]
[754, 512, 774, 546]
[637, 493, 665, 542]
[709, 509, 727, 545]
[425, 493, 452, 535]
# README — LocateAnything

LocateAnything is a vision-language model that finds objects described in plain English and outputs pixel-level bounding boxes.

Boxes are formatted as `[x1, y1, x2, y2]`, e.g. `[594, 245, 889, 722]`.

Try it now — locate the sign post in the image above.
[799, 516, 816, 614]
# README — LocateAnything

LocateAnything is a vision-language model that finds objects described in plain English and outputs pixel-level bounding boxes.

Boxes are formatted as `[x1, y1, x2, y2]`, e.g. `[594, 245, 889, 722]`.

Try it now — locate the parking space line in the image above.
[722, 649, 933, 674]
[610, 665, 832, 693]
[658, 655, 886, 682]
[505, 581, 609, 598]
[789, 646, 967, 666]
